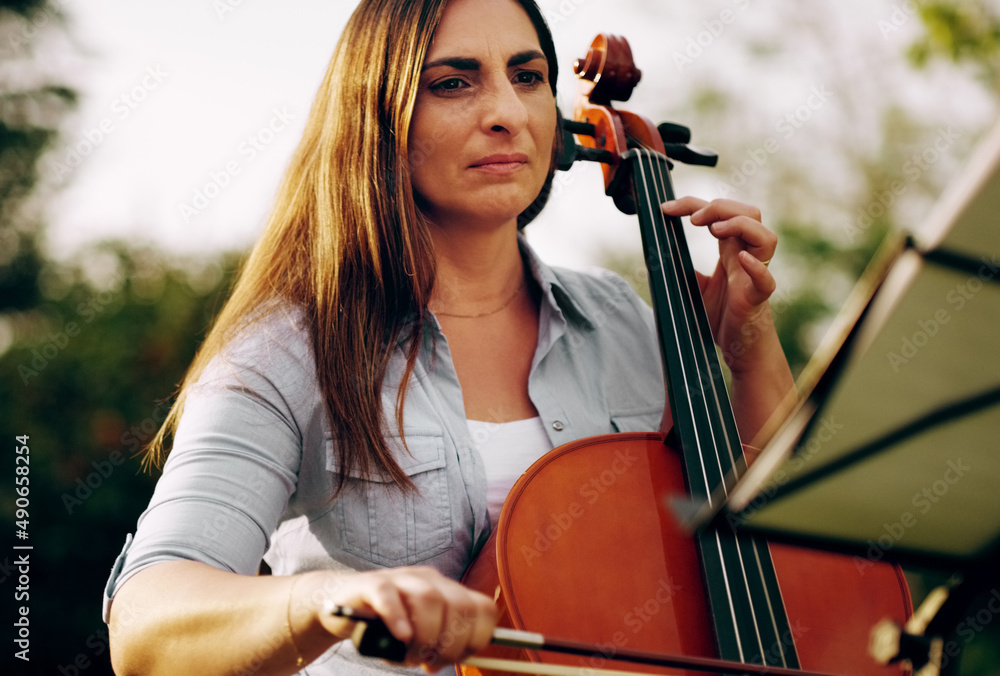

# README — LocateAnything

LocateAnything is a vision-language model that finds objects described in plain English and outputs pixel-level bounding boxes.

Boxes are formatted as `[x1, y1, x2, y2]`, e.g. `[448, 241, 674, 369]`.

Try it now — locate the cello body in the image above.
[462, 434, 913, 675]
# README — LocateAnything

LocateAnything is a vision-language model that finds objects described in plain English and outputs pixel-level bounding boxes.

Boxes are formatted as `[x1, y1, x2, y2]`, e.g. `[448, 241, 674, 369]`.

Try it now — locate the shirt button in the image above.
[552, 420, 565, 431]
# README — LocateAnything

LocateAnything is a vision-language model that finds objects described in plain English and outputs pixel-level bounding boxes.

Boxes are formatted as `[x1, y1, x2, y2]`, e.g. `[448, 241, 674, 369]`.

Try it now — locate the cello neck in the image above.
[625, 146, 743, 492]
[624, 146, 801, 669]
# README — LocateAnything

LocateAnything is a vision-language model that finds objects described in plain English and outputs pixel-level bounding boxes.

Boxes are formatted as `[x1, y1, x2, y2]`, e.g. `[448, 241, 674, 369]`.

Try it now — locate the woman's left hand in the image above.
[661, 197, 778, 375]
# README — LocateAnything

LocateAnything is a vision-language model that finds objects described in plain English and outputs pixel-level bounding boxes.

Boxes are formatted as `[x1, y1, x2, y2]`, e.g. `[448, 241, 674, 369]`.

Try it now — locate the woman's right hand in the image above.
[317, 566, 499, 671]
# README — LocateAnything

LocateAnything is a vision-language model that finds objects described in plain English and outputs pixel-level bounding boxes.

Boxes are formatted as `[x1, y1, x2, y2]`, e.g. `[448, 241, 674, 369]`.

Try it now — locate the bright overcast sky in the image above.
[39, 0, 997, 273]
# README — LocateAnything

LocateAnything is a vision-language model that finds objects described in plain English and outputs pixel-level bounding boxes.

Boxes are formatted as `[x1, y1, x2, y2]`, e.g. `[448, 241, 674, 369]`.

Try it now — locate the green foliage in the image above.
[909, 0, 1000, 92]
[768, 215, 891, 374]
[0, 243, 239, 673]
[1, 0, 50, 14]
[0, 0, 77, 313]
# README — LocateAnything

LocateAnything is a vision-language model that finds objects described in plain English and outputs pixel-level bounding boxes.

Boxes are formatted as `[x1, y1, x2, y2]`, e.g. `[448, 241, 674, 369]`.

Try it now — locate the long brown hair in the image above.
[145, 0, 560, 491]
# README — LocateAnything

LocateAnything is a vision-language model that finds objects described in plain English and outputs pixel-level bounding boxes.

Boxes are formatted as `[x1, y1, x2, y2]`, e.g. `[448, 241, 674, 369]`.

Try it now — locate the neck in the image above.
[428, 221, 526, 316]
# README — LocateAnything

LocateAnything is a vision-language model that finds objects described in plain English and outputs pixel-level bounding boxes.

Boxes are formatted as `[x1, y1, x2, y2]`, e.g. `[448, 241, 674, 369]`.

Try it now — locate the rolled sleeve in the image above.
[105, 311, 317, 611]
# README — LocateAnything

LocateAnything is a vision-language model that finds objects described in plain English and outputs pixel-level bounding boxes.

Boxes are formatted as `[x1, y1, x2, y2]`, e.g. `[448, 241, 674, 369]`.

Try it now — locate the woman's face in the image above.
[409, 0, 557, 232]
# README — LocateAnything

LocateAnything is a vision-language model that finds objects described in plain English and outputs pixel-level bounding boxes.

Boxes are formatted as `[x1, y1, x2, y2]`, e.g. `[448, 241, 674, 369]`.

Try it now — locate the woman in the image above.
[105, 0, 795, 673]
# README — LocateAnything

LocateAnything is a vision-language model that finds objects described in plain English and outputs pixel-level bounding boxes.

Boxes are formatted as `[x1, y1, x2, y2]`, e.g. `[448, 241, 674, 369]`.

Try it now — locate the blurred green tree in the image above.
[909, 0, 1000, 92]
[1, 242, 238, 673]
[0, 0, 76, 312]
[0, 2, 241, 672]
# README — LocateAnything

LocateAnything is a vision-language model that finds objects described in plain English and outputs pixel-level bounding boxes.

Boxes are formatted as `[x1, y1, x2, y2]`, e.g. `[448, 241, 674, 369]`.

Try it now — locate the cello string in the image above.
[751, 537, 789, 668]
[630, 151, 745, 658]
[622, 138, 744, 482]
[626, 150, 715, 496]
[629, 149, 751, 662]
[643, 147, 797, 667]
[635, 147, 794, 666]
[642, 148, 794, 666]
[629, 152, 716, 495]
[646, 149, 774, 663]
[643, 149, 781, 664]
[644, 148, 739, 486]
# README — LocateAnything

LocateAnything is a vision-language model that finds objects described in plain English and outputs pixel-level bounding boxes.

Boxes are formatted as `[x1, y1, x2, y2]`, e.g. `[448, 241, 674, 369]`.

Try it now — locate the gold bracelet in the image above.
[287, 576, 305, 669]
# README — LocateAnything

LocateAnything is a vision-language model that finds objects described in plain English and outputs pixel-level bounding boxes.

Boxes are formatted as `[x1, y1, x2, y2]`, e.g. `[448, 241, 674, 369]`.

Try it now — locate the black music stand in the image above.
[680, 119, 1000, 675]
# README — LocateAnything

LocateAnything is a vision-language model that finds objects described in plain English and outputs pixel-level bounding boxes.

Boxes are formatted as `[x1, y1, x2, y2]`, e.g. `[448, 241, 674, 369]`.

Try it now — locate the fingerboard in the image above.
[624, 147, 800, 670]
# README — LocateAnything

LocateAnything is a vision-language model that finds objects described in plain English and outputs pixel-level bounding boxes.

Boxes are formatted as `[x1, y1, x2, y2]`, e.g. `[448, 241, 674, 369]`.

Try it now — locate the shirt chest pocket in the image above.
[610, 407, 662, 434]
[324, 429, 454, 567]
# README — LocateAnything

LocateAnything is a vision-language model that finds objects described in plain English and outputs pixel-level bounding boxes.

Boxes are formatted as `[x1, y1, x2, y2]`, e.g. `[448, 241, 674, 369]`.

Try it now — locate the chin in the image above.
[420, 184, 542, 230]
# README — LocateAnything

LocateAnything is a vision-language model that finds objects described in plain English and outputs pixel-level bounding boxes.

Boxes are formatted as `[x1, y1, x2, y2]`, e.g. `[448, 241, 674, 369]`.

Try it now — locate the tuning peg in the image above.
[562, 120, 596, 137]
[656, 122, 718, 167]
[557, 123, 616, 171]
[662, 143, 718, 167]
[657, 122, 691, 145]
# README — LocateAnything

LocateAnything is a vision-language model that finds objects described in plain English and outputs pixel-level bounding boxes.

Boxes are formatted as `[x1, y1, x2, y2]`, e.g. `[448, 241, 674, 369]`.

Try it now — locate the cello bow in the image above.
[330, 603, 839, 676]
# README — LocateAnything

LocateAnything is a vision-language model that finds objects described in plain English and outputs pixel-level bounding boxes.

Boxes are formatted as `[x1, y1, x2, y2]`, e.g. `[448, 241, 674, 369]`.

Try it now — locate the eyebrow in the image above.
[422, 49, 547, 72]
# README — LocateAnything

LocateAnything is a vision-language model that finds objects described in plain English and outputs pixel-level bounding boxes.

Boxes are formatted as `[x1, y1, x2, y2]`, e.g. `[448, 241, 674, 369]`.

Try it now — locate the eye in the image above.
[514, 70, 545, 87]
[430, 77, 469, 92]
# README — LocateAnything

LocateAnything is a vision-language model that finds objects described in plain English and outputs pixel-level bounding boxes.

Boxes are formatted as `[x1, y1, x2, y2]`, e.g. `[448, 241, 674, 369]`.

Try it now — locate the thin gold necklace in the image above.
[432, 278, 525, 319]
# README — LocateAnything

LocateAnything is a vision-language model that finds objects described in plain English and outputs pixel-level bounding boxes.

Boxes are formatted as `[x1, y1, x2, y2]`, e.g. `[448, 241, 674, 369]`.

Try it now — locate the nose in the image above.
[480, 78, 528, 136]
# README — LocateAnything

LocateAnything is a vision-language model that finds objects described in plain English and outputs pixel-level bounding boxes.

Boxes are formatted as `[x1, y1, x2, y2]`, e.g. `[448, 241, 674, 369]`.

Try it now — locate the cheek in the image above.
[408, 114, 432, 168]
[533, 98, 557, 144]
[408, 108, 465, 177]
[533, 105, 558, 169]
[408, 123, 445, 193]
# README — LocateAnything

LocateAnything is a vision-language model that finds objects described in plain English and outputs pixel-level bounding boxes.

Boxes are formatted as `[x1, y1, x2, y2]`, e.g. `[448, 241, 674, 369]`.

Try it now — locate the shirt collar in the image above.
[403, 234, 598, 346]
[518, 234, 596, 331]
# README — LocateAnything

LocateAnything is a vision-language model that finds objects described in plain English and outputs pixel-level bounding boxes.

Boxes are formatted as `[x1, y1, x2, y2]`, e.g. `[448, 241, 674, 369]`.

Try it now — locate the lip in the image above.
[469, 153, 530, 173]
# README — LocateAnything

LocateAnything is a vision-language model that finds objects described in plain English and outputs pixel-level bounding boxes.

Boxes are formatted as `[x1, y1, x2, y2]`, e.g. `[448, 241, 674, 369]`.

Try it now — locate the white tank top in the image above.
[467, 416, 554, 530]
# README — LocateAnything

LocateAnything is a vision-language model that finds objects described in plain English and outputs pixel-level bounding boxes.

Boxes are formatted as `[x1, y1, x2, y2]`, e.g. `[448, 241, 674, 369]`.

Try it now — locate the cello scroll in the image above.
[564, 34, 717, 214]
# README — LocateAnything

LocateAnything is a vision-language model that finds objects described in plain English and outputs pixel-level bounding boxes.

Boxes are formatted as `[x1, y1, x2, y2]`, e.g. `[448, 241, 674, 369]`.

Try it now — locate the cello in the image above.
[455, 33, 913, 675]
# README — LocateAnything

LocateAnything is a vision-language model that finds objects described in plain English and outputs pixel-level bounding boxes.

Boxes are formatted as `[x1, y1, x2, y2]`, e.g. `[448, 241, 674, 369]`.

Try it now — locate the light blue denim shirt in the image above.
[103, 240, 665, 674]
